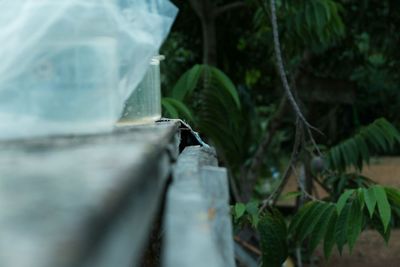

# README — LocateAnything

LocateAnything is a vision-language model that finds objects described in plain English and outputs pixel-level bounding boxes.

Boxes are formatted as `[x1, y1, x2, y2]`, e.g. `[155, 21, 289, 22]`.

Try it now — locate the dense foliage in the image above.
[161, 0, 400, 266]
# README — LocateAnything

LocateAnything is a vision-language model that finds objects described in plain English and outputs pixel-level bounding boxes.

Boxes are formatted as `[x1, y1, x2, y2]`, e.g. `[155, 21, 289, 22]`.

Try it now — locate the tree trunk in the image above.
[188, 0, 217, 66]
[201, 16, 217, 66]
[189, 0, 245, 66]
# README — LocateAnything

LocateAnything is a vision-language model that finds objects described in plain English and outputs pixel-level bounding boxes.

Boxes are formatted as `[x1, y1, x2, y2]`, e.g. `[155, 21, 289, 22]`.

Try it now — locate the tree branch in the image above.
[241, 0, 325, 201]
[269, 0, 310, 127]
[294, 163, 319, 202]
[267, 0, 324, 156]
[241, 50, 307, 200]
[215, 2, 246, 17]
[234, 236, 262, 256]
[188, 0, 204, 19]
[241, 96, 287, 201]
[259, 119, 303, 213]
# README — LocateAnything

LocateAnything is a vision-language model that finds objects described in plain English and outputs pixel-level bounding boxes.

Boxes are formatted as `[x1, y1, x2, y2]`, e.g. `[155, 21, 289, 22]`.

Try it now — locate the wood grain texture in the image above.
[0, 121, 180, 267]
[163, 146, 236, 267]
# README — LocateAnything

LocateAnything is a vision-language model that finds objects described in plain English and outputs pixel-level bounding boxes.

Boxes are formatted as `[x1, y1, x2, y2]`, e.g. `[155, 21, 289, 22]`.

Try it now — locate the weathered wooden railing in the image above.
[0, 120, 236, 267]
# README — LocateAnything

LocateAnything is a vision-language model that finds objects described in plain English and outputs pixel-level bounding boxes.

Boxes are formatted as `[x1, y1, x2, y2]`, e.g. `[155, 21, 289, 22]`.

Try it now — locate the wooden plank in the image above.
[200, 166, 236, 267]
[0, 121, 180, 267]
[163, 146, 236, 267]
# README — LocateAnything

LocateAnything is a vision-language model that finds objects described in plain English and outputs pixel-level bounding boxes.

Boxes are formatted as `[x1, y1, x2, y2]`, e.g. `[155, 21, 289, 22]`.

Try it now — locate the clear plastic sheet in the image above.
[0, 0, 177, 139]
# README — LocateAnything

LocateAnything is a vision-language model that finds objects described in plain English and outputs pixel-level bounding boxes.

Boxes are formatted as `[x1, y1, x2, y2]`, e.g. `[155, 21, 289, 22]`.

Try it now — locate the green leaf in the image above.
[234, 203, 246, 219]
[246, 201, 259, 215]
[161, 97, 194, 122]
[340, 141, 353, 170]
[373, 186, 391, 232]
[371, 213, 391, 244]
[368, 124, 389, 151]
[336, 174, 348, 197]
[326, 118, 399, 172]
[209, 66, 241, 109]
[322, 0, 332, 21]
[259, 211, 288, 267]
[335, 203, 352, 254]
[385, 187, 400, 206]
[356, 188, 365, 209]
[336, 190, 354, 214]
[308, 205, 336, 254]
[289, 202, 318, 235]
[364, 187, 377, 218]
[347, 199, 363, 251]
[355, 135, 370, 166]
[246, 201, 260, 227]
[298, 202, 332, 243]
[171, 64, 203, 100]
[377, 119, 400, 144]
[323, 210, 338, 258]
[161, 99, 179, 118]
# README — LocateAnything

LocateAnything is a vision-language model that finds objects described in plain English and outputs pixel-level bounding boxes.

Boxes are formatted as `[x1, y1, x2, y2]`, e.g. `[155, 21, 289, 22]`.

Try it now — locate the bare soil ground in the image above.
[280, 157, 400, 267]
[318, 229, 400, 267]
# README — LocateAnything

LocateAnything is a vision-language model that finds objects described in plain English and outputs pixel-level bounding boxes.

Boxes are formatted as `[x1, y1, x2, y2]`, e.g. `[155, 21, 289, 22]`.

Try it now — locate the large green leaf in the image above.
[161, 98, 179, 119]
[373, 186, 391, 232]
[363, 187, 377, 218]
[171, 64, 202, 100]
[385, 187, 400, 206]
[246, 201, 260, 227]
[297, 202, 332, 243]
[326, 118, 400, 172]
[336, 190, 354, 214]
[323, 210, 338, 258]
[371, 212, 391, 244]
[376, 119, 400, 144]
[161, 97, 194, 122]
[347, 198, 363, 251]
[234, 203, 246, 219]
[288, 202, 319, 235]
[335, 202, 351, 254]
[308, 205, 336, 254]
[168, 64, 246, 169]
[208, 66, 241, 109]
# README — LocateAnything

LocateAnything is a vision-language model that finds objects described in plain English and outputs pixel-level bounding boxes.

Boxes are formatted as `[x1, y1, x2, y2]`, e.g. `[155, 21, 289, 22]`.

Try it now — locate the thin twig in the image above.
[269, 0, 311, 128]
[234, 236, 262, 256]
[306, 126, 323, 156]
[267, 0, 324, 148]
[293, 164, 319, 202]
[247, 0, 325, 203]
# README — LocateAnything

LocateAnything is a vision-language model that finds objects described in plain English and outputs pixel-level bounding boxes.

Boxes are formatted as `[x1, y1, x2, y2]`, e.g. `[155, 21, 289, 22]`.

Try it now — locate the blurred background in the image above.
[158, 0, 400, 266]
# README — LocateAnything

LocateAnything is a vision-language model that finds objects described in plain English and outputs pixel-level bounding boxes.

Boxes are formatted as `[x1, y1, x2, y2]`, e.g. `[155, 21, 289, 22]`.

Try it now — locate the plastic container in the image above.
[118, 55, 164, 125]
[1, 38, 119, 125]
[0, 1, 121, 138]
[0, 0, 178, 139]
